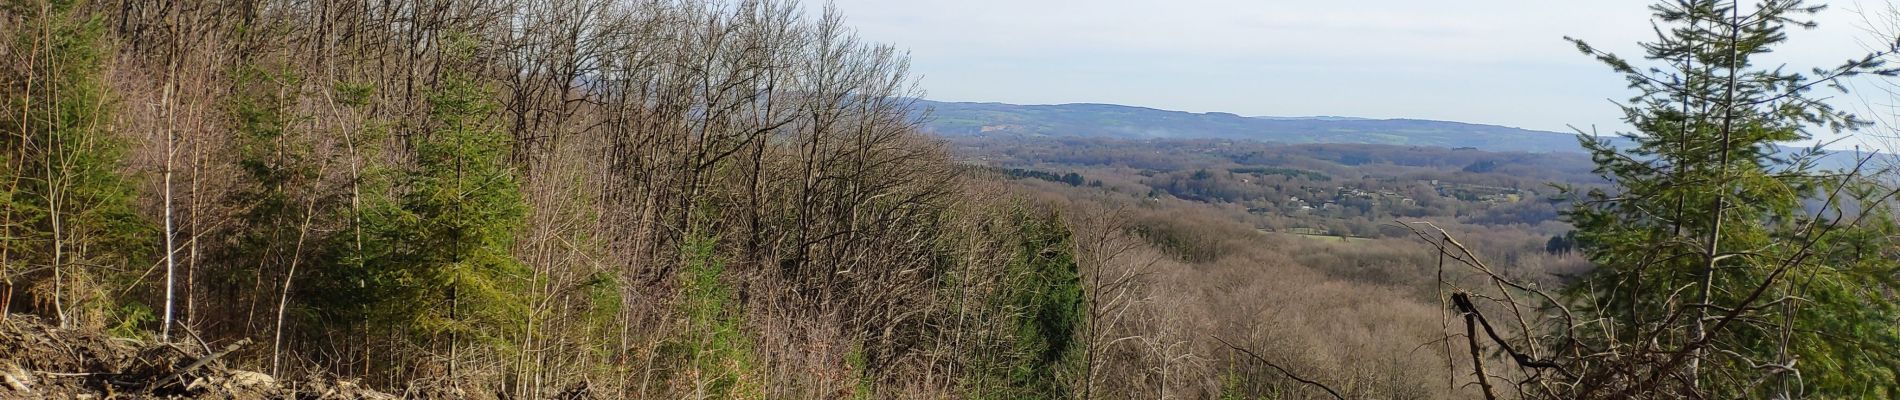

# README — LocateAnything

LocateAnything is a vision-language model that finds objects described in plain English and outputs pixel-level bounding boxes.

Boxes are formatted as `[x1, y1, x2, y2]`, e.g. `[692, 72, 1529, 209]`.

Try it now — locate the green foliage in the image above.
[1061, 172, 1085, 187]
[232, 65, 310, 181]
[108, 302, 155, 339]
[578, 269, 623, 353]
[313, 70, 528, 359]
[962, 206, 1083, 399]
[0, 0, 152, 327]
[994, 167, 1088, 187]
[1219, 370, 1245, 400]
[1008, 210, 1082, 396]
[1544, 231, 1577, 255]
[1230, 166, 1330, 182]
[216, 62, 322, 315]
[673, 230, 757, 397]
[1562, 0, 1900, 396]
[333, 81, 375, 107]
[846, 342, 874, 399]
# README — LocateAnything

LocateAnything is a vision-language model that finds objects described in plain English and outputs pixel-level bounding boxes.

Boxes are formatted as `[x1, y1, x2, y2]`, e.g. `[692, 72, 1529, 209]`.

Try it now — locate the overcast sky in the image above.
[827, 0, 1900, 150]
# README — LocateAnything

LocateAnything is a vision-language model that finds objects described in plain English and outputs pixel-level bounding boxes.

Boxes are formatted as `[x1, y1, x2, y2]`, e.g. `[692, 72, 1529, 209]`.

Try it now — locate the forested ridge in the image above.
[0, 0, 1098, 397]
[911, 100, 1593, 153]
[5, 0, 1900, 399]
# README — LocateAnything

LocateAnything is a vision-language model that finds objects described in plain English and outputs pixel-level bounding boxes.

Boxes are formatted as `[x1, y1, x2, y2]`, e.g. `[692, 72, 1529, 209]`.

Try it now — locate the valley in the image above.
[3, 0, 1897, 398]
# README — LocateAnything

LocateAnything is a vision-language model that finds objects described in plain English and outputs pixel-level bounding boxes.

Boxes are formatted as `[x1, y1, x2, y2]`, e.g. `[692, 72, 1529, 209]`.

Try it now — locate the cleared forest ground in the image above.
[0, 315, 393, 399]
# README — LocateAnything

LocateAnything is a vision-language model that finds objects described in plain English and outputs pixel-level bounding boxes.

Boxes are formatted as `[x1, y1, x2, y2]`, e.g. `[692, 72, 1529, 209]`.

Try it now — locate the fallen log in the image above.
[148, 338, 252, 391]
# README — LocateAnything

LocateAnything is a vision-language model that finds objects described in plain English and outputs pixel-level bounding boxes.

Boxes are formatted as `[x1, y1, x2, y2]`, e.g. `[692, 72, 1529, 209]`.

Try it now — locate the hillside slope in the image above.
[913, 100, 1589, 153]
[0, 315, 395, 399]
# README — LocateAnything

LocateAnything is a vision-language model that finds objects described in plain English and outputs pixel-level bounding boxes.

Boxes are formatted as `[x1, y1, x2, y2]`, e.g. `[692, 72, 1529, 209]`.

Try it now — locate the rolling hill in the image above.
[912, 100, 1593, 153]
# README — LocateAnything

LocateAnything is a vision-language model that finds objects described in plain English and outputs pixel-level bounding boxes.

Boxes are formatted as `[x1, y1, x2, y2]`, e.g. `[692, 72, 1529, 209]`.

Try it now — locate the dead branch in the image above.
[149, 338, 252, 391]
[1212, 335, 1345, 400]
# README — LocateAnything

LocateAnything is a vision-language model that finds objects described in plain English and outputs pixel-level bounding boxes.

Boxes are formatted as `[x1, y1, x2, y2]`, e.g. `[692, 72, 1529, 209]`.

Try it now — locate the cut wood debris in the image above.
[0, 315, 393, 399]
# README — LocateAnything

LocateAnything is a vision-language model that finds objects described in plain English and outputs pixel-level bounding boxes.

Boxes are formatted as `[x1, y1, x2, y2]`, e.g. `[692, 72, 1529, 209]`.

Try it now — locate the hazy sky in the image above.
[827, 0, 1900, 149]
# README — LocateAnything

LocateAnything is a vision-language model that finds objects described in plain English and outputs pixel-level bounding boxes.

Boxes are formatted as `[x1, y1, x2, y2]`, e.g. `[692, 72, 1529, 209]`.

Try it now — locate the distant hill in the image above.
[913, 100, 1591, 153]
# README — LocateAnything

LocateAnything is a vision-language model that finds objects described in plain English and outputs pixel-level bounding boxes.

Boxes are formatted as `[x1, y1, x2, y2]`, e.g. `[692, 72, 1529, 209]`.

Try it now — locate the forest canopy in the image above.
[2, 0, 1900, 399]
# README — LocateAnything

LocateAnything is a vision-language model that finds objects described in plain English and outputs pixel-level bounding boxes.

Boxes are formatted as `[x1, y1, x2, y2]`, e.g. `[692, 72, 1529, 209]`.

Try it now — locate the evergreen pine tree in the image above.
[990, 207, 1084, 398]
[0, 0, 151, 329]
[1562, 0, 1900, 396]
[317, 50, 527, 377]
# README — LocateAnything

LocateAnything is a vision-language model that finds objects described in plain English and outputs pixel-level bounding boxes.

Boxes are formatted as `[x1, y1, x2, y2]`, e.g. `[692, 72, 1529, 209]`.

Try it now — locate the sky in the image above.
[826, 0, 1900, 151]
